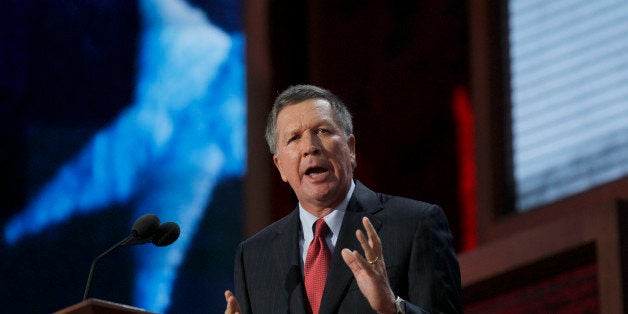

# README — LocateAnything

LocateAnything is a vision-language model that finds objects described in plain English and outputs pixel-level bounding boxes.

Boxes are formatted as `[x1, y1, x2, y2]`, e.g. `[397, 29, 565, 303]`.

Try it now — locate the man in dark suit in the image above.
[225, 85, 462, 313]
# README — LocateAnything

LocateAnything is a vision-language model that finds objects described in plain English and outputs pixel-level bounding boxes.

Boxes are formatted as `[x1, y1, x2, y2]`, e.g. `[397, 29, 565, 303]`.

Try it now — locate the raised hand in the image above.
[341, 217, 397, 314]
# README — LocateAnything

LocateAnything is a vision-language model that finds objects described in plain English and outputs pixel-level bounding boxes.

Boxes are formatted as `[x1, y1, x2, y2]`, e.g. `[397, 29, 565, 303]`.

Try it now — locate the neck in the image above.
[302, 206, 335, 218]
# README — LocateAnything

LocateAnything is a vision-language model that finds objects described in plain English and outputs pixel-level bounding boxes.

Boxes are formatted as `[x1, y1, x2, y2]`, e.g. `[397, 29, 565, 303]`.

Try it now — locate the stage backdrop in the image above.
[0, 0, 245, 313]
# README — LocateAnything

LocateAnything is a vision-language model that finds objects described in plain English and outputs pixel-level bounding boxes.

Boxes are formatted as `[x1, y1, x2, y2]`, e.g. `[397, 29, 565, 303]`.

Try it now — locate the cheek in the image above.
[280, 154, 300, 175]
[331, 146, 354, 171]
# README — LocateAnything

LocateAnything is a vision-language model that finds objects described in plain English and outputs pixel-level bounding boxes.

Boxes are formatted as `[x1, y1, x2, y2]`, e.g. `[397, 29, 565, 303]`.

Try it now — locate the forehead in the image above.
[276, 99, 335, 130]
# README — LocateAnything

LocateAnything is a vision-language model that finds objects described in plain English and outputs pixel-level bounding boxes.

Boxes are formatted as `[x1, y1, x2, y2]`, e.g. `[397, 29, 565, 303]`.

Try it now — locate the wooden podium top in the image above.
[55, 298, 156, 314]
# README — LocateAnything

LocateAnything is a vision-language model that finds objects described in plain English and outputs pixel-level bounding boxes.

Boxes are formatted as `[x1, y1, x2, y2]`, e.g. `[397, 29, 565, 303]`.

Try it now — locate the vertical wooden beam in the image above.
[244, 0, 274, 237]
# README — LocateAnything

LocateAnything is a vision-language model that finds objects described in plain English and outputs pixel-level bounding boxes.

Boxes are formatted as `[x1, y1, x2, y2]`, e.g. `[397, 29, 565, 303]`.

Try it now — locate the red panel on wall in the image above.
[452, 86, 478, 252]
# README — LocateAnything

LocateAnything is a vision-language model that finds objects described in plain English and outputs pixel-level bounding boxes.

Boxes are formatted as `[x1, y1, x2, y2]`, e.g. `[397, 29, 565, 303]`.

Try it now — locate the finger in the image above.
[355, 229, 376, 264]
[341, 248, 363, 276]
[341, 248, 357, 269]
[224, 290, 233, 301]
[356, 229, 369, 250]
[356, 217, 382, 261]
[362, 217, 382, 250]
[342, 248, 376, 275]
[224, 290, 241, 314]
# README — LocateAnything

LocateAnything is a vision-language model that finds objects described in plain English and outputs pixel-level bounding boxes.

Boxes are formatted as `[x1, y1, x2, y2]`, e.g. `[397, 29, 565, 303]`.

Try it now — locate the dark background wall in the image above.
[254, 0, 469, 250]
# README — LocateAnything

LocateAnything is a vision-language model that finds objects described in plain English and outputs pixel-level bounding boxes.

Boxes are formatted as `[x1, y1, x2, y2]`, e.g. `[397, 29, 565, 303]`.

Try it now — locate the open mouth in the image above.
[305, 166, 328, 177]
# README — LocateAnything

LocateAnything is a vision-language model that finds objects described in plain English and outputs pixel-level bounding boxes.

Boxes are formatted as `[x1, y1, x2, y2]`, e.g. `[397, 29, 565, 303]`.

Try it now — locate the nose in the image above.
[302, 132, 321, 157]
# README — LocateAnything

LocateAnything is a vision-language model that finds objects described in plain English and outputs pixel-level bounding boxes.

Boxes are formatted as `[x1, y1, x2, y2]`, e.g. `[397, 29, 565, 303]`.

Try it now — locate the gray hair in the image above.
[265, 84, 353, 155]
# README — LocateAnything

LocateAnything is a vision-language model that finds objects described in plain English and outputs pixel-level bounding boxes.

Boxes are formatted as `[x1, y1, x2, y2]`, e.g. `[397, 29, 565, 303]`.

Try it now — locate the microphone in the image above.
[152, 221, 180, 247]
[82, 214, 179, 301]
[122, 214, 160, 246]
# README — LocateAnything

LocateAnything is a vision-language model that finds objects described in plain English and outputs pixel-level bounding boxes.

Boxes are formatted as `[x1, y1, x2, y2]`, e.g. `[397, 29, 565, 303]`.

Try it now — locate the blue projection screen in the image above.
[0, 1, 244, 313]
[509, 0, 628, 211]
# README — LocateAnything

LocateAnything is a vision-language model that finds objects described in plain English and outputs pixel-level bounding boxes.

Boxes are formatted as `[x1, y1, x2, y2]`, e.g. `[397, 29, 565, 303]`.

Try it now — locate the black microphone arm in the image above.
[82, 214, 161, 301]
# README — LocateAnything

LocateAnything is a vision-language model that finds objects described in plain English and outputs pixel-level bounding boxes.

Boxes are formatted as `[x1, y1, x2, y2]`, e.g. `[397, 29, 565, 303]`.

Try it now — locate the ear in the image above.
[273, 154, 288, 182]
[348, 134, 357, 169]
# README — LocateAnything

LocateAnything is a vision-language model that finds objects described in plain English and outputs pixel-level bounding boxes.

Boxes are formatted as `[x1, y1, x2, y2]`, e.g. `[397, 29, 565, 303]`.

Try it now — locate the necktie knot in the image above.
[313, 218, 329, 238]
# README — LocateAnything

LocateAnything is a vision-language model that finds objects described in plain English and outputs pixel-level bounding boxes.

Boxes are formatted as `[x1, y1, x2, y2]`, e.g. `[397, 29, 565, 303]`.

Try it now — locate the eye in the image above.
[316, 128, 330, 135]
[287, 134, 300, 143]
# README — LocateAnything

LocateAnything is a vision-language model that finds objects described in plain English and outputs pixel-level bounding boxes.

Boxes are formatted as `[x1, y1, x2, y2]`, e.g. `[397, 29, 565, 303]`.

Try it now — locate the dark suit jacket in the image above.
[234, 181, 463, 313]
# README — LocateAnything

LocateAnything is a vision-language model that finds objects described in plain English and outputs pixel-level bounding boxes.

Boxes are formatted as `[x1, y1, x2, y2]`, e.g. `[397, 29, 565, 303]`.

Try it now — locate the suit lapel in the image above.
[270, 209, 309, 313]
[319, 181, 383, 313]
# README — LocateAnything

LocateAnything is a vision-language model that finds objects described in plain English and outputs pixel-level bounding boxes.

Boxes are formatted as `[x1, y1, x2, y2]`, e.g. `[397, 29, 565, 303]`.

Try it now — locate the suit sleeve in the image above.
[234, 242, 252, 314]
[404, 204, 463, 314]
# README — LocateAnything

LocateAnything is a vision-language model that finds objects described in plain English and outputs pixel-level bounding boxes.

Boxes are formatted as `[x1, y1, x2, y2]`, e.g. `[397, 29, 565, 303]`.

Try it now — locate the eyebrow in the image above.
[285, 120, 336, 135]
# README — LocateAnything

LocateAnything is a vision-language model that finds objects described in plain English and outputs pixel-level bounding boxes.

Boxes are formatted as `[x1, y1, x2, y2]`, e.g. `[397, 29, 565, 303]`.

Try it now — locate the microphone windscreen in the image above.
[131, 214, 160, 239]
[152, 222, 180, 247]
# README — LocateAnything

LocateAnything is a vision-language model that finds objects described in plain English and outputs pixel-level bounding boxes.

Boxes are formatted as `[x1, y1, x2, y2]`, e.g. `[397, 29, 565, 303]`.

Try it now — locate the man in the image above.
[225, 85, 462, 313]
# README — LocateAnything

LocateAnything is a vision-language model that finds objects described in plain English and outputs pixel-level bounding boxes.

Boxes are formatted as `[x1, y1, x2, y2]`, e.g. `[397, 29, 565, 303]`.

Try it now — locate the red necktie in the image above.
[304, 219, 331, 314]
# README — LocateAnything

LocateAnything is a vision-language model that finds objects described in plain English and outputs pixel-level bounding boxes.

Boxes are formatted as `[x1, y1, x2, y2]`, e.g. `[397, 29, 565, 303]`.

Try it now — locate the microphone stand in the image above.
[80, 214, 176, 302]
[82, 235, 133, 301]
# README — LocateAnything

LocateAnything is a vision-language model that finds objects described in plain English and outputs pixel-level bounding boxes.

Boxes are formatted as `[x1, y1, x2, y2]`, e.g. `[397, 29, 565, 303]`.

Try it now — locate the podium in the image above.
[55, 299, 156, 314]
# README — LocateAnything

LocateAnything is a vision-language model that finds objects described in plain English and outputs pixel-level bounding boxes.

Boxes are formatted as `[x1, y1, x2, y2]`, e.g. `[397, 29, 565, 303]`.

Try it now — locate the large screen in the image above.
[0, 0, 245, 313]
[508, 0, 628, 211]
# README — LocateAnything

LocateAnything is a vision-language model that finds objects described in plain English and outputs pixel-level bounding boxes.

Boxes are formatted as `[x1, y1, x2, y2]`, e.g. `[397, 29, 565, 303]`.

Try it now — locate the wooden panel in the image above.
[465, 263, 598, 314]
[458, 200, 626, 313]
